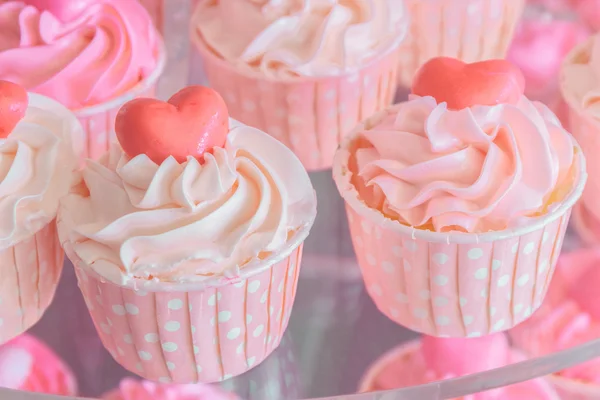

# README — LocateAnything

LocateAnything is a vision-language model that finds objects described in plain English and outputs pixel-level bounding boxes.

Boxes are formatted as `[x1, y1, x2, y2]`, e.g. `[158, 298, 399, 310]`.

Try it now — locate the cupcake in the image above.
[0, 0, 166, 162]
[561, 33, 600, 244]
[191, 0, 408, 171]
[0, 81, 79, 344]
[103, 378, 238, 400]
[57, 86, 317, 383]
[0, 334, 77, 396]
[510, 249, 600, 400]
[359, 333, 560, 399]
[397, 0, 526, 88]
[507, 2, 589, 127]
[333, 56, 586, 337]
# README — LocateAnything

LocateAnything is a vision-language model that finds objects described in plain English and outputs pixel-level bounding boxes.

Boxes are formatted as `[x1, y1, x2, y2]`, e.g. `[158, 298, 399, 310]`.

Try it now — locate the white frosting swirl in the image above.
[58, 120, 316, 285]
[0, 93, 79, 248]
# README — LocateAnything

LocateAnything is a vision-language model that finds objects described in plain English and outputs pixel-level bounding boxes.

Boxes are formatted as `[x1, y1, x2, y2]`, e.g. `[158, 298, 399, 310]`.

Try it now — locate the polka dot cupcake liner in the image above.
[72, 41, 166, 163]
[333, 113, 587, 338]
[62, 234, 307, 384]
[0, 221, 64, 344]
[192, 27, 401, 171]
[397, 0, 525, 87]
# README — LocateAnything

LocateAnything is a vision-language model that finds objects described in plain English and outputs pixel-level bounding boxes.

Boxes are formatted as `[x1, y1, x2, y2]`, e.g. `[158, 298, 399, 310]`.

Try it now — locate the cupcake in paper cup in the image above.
[510, 249, 600, 400]
[560, 33, 600, 245]
[0, 0, 166, 162]
[333, 56, 586, 337]
[397, 0, 525, 88]
[359, 333, 560, 399]
[191, 0, 408, 171]
[0, 81, 79, 344]
[57, 86, 317, 383]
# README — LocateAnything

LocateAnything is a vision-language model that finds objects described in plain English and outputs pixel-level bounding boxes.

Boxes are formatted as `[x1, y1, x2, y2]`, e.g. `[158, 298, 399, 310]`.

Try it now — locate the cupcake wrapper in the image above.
[567, 107, 600, 244]
[345, 204, 571, 337]
[397, 0, 525, 87]
[0, 222, 64, 344]
[72, 42, 167, 162]
[194, 39, 399, 171]
[70, 245, 303, 384]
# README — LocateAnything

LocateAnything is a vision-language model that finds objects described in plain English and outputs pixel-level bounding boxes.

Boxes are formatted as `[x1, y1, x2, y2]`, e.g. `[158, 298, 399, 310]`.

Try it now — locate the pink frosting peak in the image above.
[193, 0, 407, 78]
[352, 95, 577, 233]
[103, 378, 237, 400]
[421, 334, 509, 378]
[0, 0, 160, 109]
[0, 334, 77, 396]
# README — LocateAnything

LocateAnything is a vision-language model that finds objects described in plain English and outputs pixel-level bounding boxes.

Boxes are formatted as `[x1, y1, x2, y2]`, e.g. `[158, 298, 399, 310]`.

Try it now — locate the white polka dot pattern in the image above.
[71, 240, 305, 383]
[200, 41, 400, 171]
[0, 222, 64, 344]
[344, 201, 572, 337]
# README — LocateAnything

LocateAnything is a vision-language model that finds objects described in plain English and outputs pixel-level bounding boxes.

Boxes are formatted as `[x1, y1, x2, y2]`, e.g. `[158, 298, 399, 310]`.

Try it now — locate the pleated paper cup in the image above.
[71, 41, 166, 163]
[58, 217, 314, 384]
[192, 27, 402, 171]
[0, 221, 64, 344]
[397, 0, 525, 87]
[332, 112, 587, 338]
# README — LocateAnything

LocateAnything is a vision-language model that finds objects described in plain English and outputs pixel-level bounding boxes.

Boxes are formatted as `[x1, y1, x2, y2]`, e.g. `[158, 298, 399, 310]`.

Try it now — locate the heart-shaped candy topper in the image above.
[115, 86, 229, 164]
[0, 81, 28, 138]
[411, 57, 526, 110]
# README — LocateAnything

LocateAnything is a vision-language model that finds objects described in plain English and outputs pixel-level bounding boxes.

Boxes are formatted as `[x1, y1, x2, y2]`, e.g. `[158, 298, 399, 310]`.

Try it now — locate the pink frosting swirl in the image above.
[0, 334, 77, 396]
[103, 379, 237, 400]
[351, 95, 577, 233]
[58, 120, 316, 285]
[192, 0, 407, 77]
[0, 0, 160, 109]
[0, 93, 78, 248]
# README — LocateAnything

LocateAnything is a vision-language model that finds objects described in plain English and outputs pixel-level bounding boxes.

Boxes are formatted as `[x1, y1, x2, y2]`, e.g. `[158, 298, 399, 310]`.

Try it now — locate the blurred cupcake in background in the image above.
[397, 0, 525, 88]
[191, 0, 408, 170]
[359, 334, 560, 399]
[510, 249, 600, 400]
[0, 0, 165, 161]
[560, 32, 600, 244]
[508, 2, 589, 128]
[0, 334, 77, 396]
[103, 378, 238, 400]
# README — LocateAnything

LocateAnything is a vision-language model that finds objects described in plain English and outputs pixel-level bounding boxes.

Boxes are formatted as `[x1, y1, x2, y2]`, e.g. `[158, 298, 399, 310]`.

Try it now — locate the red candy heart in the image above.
[115, 86, 229, 164]
[411, 57, 526, 110]
[0, 80, 28, 138]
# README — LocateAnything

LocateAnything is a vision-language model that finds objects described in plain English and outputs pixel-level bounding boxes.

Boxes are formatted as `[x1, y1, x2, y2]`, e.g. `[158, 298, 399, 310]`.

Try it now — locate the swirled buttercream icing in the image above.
[58, 119, 316, 285]
[0, 93, 78, 248]
[103, 378, 237, 400]
[350, 95, 577, 233]
[0, 0, 160, 109]
[192, 0, 407, 77]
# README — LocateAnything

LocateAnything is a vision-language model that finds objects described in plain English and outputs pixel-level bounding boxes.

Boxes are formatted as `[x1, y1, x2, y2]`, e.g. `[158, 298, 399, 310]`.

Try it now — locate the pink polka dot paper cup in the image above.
[397, 0, 525, 88]
[332, 110, 587, 338]
[72, 43, 166, 163]
[58, 220, 312, 384]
